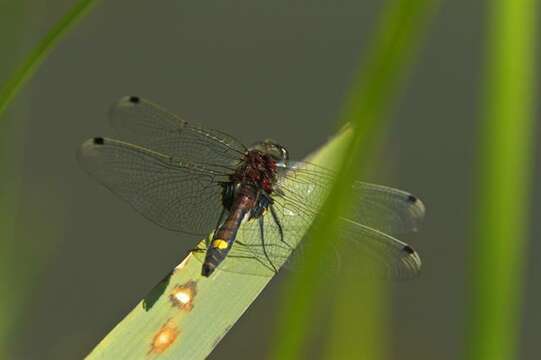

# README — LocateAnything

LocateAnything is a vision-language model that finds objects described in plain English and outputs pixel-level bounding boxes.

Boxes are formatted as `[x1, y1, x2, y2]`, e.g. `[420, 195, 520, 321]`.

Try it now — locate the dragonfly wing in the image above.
[350, 182, 425, 235]
[109, 96, 247, 170]
[277, 162, 423, 278]
[279, 161, 426, 235]
[204, 203, 421, 280]
[334, 218, 422, 279]
[78, 137, 228, 235]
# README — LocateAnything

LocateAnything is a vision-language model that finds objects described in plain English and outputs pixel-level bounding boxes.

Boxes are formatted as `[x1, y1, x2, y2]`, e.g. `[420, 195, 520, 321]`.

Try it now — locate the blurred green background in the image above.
[0, 0, 538, 359]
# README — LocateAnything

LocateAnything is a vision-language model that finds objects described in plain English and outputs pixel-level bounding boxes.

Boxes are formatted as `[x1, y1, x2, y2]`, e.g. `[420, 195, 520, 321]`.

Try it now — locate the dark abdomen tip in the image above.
[201, 262, 216, 277]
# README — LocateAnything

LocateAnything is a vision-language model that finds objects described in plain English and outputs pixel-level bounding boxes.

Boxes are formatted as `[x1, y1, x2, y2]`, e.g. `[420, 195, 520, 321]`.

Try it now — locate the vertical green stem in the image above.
[270, 1, 437, 359]
[0, 1, 100, 356]
[467, 0, 537, 359]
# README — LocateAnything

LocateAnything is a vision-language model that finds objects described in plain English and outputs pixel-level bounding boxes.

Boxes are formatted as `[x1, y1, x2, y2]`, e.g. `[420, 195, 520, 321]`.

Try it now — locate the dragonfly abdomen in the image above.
[201, 185, 257, 277]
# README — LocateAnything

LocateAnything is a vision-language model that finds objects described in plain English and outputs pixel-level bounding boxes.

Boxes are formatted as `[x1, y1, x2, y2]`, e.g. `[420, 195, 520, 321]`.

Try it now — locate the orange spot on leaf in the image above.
[149, 320, 179, 355]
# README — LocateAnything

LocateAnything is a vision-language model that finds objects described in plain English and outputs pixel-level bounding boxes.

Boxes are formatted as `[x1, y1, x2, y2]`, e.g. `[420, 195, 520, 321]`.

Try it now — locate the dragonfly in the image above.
[78, 96, 425, 279]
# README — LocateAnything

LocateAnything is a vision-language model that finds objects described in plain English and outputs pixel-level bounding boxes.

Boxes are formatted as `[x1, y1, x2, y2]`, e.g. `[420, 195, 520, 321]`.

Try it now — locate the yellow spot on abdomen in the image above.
[212, 239, 229, 249]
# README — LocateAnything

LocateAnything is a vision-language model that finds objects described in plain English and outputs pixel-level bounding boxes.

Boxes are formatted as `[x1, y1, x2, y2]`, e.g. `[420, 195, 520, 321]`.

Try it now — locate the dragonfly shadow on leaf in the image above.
[143, 270, 174, 311]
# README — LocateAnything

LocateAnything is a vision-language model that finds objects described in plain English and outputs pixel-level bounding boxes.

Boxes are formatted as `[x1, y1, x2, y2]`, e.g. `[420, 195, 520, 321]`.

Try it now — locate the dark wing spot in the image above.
[128, 96, 140, 104]
[93, 137, 104, 145]
[402, 245, 415, 255]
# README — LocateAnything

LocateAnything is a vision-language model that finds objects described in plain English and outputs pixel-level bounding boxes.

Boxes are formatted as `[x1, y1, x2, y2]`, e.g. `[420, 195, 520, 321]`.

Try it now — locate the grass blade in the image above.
[271, 0, 437, 359]
[0, 4, 27, 356]
[0, 0, 99, 118]
[467, 0, 537, 359]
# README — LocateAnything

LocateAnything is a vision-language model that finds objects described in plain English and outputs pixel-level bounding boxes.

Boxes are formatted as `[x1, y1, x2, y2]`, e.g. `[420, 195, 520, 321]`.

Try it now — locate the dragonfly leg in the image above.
[259, 216, 278, 274]
[270, 204, 294, 250]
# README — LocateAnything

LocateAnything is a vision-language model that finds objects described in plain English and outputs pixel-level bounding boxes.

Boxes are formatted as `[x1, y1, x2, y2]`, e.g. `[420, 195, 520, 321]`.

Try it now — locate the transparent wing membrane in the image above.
[337, 219, 422, 279]
[78, 137, 228, 235]
[281, 161, 426, 235]
[109, 96, 246, 171]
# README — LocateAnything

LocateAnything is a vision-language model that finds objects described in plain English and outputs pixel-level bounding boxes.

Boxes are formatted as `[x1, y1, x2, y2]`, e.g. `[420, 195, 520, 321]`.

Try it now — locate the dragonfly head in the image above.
[249, 139, 289, 167]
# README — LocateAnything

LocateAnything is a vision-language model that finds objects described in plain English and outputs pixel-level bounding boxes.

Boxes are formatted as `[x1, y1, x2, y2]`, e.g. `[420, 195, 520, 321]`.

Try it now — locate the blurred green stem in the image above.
[0, 4, 26, 356]
[270, 1, 437, 359]
[467, 0, 537, 359]
[0, 1, 99, 356]
[0, 0, 99, 118]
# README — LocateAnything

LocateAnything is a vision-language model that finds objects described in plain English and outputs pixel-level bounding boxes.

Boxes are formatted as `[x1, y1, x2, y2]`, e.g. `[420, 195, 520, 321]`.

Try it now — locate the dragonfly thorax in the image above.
[231, 140, 288, 194]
